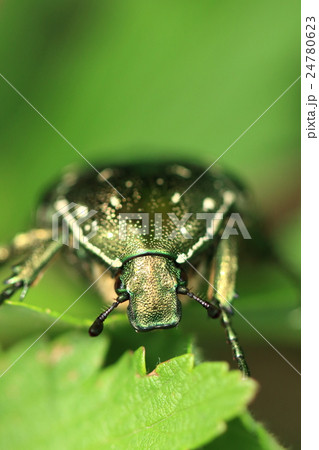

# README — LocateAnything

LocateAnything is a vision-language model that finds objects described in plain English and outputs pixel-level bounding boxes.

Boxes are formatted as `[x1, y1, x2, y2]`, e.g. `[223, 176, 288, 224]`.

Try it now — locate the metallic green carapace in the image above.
[0, 162, 250, 376]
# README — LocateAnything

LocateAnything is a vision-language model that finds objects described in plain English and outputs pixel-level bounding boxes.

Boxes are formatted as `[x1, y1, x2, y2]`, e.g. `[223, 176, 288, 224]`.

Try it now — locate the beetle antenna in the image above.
[178, 286, 220, 318]
[186, 290, 221, 318]
[89, 300, 120, 337]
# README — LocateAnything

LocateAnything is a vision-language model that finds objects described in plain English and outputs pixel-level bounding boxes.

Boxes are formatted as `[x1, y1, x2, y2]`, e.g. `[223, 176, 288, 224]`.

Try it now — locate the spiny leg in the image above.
[180, 284, 249, 377]
[220, 308, 249, 377]
[0, 230, 62, 305]
[208, 234, 250, 377]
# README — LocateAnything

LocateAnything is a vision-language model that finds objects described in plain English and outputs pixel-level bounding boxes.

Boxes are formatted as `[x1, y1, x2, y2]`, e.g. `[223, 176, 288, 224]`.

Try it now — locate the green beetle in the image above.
[0, 162, 250, 376]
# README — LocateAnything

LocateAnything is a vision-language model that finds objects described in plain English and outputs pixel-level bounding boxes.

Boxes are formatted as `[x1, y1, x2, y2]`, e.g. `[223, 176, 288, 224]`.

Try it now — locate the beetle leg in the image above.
[0, 229, 52, 266]
[219, 308, 249, 377]
[0, 232, 62, 305]
[208, 235, 250, 377]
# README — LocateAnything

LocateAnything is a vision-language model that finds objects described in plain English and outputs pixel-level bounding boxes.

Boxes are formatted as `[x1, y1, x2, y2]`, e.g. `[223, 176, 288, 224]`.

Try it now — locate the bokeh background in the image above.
[0, 1, 300, 448]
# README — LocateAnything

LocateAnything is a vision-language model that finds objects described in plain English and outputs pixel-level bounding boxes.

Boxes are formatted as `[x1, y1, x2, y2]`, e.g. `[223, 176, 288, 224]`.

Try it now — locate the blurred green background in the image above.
[0, 0, 300, 448]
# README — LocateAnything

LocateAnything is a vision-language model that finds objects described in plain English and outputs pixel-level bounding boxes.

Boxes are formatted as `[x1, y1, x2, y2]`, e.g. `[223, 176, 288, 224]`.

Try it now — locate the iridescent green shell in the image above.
[37, 162, 243, 331]
[38, 162, 242, 268]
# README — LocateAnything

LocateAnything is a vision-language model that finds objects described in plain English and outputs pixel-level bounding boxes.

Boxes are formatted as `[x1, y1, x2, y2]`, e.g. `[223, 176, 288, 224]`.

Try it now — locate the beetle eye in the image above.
[179, 268, 188, 285]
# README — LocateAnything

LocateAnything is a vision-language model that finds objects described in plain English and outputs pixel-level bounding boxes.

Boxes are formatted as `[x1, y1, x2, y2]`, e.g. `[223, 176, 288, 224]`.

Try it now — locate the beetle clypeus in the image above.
[0, 162, 250, 377]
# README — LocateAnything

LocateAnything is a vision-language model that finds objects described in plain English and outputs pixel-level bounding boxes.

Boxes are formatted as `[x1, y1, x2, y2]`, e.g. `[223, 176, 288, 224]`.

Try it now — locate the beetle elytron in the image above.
[0, 162, 250, 376]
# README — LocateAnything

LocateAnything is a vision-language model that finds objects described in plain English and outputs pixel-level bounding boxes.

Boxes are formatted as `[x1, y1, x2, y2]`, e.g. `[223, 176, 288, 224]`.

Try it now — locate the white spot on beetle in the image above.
[203, 197, 215, 211]
[180, 226, 188, 236]
[98, 168, 113, 182]
[54, 199, 68, 211]
[170, 165, 192, 178]
[176, 254, 186, 263]
[110, 196, 121, 208]
[125, 180, 133, 188]
[223, 191, 236, 205]
[171, 192, 181, 204]
[76, 205, 89, 218]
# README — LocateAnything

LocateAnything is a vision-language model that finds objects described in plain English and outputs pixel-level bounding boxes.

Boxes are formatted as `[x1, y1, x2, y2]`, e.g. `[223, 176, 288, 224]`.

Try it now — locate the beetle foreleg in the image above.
[0, 235, 62, 305]
[207, 235, 250, 377]
[220, 308, 250, 378]
[0, 229, 53, 266]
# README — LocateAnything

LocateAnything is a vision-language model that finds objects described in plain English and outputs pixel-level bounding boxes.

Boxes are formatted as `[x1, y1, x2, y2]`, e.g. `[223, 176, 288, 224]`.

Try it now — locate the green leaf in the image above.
[0, 332, 259, 449]
[204, 412, 284, 450]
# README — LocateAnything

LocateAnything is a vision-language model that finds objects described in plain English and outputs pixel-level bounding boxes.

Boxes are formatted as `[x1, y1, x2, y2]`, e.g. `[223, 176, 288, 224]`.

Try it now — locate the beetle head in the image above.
[89, 253, 219, 337]
[119, 255, 183, 331]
